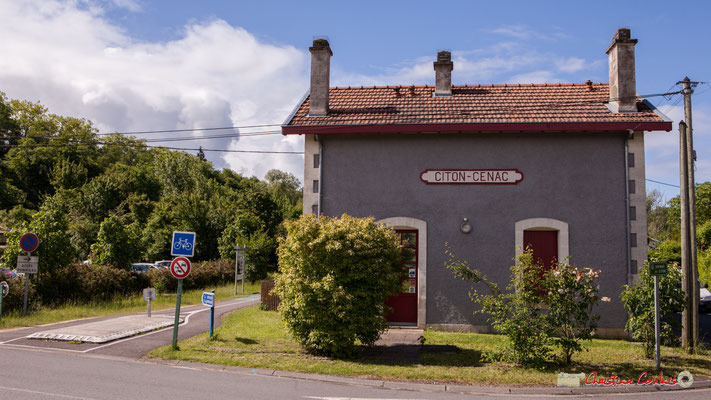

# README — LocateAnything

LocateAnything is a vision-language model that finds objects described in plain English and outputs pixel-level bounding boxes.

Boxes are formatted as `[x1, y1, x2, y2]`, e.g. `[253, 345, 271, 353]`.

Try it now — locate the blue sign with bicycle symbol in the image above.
[171, 231, 196, 257]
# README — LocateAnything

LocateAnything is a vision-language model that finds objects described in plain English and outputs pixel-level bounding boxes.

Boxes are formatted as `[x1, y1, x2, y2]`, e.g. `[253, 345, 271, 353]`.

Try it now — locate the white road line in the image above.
[82, 297, 260, 352]
[0, 296, 259, 352]
[0, 384, 99, 399]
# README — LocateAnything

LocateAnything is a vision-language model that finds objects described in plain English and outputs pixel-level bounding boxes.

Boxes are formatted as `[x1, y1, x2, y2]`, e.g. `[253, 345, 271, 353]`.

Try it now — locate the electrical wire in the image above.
[646, 178, 680, 188]
[0, 140, 303, 154]
[95, 123, 283, 136]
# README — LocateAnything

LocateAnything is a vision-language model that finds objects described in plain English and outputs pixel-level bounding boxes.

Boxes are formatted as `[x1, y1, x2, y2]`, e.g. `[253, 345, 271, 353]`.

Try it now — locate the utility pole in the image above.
[679, 76, 700, 352]
[679, 120, 692, 351]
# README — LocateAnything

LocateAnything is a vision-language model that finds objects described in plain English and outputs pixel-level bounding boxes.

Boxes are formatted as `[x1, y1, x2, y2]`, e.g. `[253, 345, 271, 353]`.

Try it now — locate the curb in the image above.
[147, 359, 711, 395]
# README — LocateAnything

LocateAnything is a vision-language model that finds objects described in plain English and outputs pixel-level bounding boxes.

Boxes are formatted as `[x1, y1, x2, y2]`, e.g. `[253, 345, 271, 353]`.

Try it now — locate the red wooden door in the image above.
[523, 230, 558, 268]
[385, 230, 418, 324]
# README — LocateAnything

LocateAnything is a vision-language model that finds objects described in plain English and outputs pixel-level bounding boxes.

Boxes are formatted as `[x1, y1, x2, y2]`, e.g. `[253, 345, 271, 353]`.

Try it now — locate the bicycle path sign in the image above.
[171, 231, 196, 257]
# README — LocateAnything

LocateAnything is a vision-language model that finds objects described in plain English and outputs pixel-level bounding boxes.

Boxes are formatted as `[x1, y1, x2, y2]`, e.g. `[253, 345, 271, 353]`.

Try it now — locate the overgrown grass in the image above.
[149, 306, 711, 386]
[0, 282, 260, 329]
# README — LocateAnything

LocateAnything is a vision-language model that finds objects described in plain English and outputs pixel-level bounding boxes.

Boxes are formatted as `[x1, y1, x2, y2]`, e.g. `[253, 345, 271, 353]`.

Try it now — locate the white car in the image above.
[700, 287, 711, 313]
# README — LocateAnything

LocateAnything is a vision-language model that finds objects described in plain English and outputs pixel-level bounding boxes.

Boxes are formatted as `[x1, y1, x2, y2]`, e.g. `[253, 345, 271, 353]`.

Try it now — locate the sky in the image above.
[0, 0, 710, 201]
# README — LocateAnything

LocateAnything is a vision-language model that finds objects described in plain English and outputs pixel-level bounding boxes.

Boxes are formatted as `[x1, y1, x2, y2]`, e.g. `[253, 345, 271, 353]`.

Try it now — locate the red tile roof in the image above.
[282, 83, 671, 134]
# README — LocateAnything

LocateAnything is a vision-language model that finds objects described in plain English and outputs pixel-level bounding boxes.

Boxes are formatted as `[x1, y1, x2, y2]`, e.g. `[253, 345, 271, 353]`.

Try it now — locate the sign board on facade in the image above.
[16, 255, 38, 274]
[19, 232, 39, 253]
[420, 169, 524, 185]
[170, 257, 192, 279]
[202, 292, 214, 307]
[649, 261, 668, 276]
[143, 288, 156, 302]
[171, 231, 196, 257]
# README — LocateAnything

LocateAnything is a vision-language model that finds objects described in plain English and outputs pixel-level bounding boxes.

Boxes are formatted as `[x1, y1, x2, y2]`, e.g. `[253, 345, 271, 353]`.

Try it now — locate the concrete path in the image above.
[0, 294, 259, 358]
[26, 314, 182, 343]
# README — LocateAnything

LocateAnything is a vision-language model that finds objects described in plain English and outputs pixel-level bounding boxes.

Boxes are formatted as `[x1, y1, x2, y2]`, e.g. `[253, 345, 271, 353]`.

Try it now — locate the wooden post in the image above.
[682, 78, 700, 349]
[679, 121, 693, 351]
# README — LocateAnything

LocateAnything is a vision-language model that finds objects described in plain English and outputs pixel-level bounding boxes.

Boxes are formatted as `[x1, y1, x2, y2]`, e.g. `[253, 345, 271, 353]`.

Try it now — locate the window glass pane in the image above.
[402, 232, 416, 248]
[402, 247, 416, 263]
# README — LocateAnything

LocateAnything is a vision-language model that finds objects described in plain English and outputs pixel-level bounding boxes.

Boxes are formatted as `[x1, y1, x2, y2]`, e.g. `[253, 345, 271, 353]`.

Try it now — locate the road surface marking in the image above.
[0, 296, 259, 352]
[0, 384, 99, 399]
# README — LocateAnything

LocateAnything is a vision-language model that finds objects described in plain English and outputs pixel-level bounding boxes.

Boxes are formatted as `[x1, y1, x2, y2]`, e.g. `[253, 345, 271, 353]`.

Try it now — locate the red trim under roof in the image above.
[282, 121, 672, 135]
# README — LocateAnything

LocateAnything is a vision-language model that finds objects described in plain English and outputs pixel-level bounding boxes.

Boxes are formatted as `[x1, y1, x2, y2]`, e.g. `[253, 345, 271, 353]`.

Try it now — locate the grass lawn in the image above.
[0, 282, 260, 329]
[149, 306, 711, 386]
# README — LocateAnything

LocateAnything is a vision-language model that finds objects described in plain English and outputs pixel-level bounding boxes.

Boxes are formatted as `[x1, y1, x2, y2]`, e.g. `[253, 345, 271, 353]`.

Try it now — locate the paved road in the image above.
[1, 346, 710, 400]
[1, 298, 710, 399]
[0, 295, 259, 358]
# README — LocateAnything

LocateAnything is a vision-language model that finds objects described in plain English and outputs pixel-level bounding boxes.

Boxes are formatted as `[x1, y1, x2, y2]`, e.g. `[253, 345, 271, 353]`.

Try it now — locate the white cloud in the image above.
[111, 0, 141, 12]
[490, 25, 567, 41]
[0, 0, 307, 179]
[556, 57, 586, 73]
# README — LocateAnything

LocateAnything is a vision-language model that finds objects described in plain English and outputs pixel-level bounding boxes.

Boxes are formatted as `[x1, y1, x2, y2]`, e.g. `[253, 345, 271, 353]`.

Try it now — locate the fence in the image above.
[260, 280, 280, 311]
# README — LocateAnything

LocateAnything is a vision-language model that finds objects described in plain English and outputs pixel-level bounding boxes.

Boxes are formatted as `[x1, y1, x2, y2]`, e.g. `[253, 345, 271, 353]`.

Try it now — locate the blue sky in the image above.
[1, 0, 710, 201]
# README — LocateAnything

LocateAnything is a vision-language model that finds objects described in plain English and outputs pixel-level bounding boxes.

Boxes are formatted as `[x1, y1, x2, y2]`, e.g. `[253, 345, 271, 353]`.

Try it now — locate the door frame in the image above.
[378, 217, 427, 328]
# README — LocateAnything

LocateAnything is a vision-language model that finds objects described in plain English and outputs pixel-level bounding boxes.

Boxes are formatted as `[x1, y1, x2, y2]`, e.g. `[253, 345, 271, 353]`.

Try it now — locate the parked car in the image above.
[153, 260, 172, 270]
[701, 286, 711, 313]
[130, 263, 153, 274]
[0, 267, 18, 278]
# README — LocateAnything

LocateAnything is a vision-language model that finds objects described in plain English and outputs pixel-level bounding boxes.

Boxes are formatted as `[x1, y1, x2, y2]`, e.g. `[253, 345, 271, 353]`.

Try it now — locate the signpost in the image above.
[202, 291, 215, 339]
[650, 261, 668, 370]
[18, 232, 39, 316]
[234, 244, 246, 295]
[170, 256, 192, 350]
[171, 231, 196, 258]
[0, 281, 8, 320]
[16, 255, 38, 274]
[143, 288, 156, 317]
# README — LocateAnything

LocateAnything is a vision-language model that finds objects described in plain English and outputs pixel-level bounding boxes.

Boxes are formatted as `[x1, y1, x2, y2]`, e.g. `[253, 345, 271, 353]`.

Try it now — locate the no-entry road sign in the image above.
[20, 232, 39, 253]
[170, 257, 191, 279]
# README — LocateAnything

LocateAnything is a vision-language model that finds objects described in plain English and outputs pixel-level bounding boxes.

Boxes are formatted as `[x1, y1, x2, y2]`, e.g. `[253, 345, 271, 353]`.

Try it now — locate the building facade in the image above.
[283, 30, 671, 337]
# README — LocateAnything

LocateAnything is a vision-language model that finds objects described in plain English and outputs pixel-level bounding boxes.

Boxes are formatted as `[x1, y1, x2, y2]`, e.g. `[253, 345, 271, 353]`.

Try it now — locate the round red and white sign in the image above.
[170, 257, 191, 279]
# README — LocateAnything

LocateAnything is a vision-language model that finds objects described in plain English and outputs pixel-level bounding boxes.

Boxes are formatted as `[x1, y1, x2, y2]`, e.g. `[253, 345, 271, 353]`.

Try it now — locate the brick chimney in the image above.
[606, 28, 638, 113]
[309, 38, 333, 116]
[433, 51, 453, 97]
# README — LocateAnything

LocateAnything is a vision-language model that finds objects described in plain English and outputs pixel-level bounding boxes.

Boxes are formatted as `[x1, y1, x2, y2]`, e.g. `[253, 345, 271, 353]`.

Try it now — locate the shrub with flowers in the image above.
[544, 263, 602, 364]
[447, 248, 603, 366]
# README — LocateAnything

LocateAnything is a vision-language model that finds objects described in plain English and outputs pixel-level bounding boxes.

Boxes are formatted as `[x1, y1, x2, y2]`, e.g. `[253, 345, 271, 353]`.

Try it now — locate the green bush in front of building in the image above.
[621, 262, 685, 358]
[273, 214, 401, 358]
[446, 248, 603, 367]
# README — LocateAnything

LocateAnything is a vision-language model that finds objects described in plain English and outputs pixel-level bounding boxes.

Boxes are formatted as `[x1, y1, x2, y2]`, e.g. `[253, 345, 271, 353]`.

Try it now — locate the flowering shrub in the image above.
[446, 248, 603, 366]
[544, 263, 602, 364]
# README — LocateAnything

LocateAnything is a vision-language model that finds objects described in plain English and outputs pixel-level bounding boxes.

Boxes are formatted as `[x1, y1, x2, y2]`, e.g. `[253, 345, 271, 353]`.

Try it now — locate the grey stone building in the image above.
[282, 30, 671, 337]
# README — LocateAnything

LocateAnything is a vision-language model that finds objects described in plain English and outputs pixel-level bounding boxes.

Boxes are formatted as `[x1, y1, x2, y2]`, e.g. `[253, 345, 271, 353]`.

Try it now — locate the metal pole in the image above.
[0, 289, 3, 321]
[654, 275, 661, 370]
[682, 77, 700, 350]
[209, 290, 215, 339]
[679, 121, 692, 350]
[147, 299, 151, 318]
[172, 278, 183, 350]
[235, 245, 239, 296]
[22, 251, 30, 317]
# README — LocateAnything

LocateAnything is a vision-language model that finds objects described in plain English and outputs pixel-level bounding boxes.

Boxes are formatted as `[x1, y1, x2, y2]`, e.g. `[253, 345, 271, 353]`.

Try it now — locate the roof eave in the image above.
[282, 121, 673, 135]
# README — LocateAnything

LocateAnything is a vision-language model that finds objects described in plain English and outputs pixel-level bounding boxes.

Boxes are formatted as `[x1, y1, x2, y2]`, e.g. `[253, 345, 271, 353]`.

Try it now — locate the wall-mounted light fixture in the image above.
[460, 218, 472, 234]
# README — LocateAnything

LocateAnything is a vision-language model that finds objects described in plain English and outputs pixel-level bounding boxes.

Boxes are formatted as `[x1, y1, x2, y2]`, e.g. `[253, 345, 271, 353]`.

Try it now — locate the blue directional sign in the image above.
[202, 292, 214, 307]
[171, 231, 196, 257]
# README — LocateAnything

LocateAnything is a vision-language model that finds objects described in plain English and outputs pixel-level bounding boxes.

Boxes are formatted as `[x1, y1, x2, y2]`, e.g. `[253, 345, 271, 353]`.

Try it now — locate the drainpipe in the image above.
[317, 136, 323, 217]
[624, 135, 632, 284]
